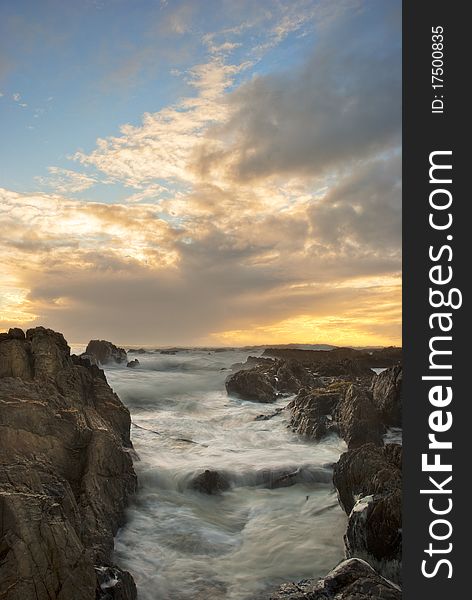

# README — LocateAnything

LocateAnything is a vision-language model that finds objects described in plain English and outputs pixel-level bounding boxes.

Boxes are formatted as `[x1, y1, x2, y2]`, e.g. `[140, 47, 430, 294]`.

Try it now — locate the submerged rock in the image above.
[268, 558, 401, 599]
[255, 407, 284, 421]
[85, 339, 128, 365]
[0, 327, 137, 600]
[189, 469, 230, 495]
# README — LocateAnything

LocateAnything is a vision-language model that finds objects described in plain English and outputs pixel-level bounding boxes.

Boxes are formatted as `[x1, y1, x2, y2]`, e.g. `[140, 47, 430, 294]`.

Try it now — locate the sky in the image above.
[0, 0, 401, 347]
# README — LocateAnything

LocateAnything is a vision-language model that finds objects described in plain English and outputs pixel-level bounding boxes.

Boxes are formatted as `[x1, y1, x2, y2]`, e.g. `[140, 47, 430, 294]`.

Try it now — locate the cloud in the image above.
[1, 1, 402, 346]
[35, 167, 98, 194]
[309, 153, 401, 253]
[194, 6, 400, 184]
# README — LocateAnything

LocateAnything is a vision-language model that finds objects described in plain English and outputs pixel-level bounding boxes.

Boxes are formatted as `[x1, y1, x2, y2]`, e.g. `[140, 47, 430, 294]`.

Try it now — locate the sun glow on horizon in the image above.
[0, 1, 401, 348]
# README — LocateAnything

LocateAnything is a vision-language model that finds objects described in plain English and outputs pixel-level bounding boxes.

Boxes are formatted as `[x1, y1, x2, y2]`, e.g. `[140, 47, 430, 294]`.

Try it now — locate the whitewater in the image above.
[100, 349, 347, 600]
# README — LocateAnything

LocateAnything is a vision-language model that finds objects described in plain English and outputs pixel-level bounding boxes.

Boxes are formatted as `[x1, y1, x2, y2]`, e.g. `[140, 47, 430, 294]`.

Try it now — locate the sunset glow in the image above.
[0, 0, 401, 346]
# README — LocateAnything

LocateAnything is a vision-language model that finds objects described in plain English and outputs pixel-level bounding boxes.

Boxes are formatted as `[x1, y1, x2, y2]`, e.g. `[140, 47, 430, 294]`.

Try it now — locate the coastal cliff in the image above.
[0, 327, 137, 600]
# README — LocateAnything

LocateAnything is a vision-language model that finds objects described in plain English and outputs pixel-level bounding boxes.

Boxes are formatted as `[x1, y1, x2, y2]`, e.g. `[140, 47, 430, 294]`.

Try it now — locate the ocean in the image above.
[99, 349, 347, 599]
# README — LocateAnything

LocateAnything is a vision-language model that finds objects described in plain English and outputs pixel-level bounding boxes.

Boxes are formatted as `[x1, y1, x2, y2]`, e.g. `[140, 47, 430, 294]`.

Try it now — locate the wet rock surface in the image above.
[287, 387, 343, 440]
[333, 444, 402, 583]
[371, 365, 402, 427]
[288, 382, 385, 449]
[335, 385, 384, 449]
[0, 327, 137, 600]
[225, 357, 319, 403]
[268, 558, 401, 599]
[225, 366, 278, 402]
[263, 347, 402, 370]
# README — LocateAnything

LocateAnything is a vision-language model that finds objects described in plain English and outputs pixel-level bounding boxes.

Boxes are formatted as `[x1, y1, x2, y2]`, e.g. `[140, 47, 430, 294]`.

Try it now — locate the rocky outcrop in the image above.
[287, 386, 344, 440]
[225, 367, 277, 402]
[126, 359, 140, 369]
[371, 366, 402, 426]
[263, 346, 402, 370]
[335, 385, 384, 449]
[333, 444, 402, 583]
[269, 558, 401, 599]
[288, 383, 384, 448]
[85, 339, 127, 365]
[225, 357, 319, 403]
[0, 327, 137, 600]
[189, 470, 230, 495]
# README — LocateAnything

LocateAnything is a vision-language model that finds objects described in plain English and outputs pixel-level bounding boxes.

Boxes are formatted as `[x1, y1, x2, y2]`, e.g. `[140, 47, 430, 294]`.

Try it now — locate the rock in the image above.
[189, 470, 230, 494]
[333, 443, 402, 514]
[8, 327, 25, 340]
[268, 558, 401, 599]
[0, 337, 33, 379]
[263, 346, 402, 371]
[261, 466, 331, 489]
[288, 387, 343, 440]
[225, 357, 320, 402]
[333, 444, 402, 583]
[0, 327, 137, 600]
[255, 407, 284, 421]
[96, 566, 137, 600]
[371, 366, 402, 426]
[126, 359, 140, 368]
[85, 339, 128, 365]
[335, 384, 384, 449]
[225, 368, 277, 403]
[345, 490, 402, 581]
[275, 360, 318, 393]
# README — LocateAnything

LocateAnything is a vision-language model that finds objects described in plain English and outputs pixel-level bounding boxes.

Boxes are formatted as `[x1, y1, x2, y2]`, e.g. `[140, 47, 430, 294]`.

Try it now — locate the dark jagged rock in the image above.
[268, 558, 401, 599]
[189, 469, 230, 495]
[0, 327, 137, 600]
[287, 386, 344, 440]
[371, 365, 402, 426]
[7, 327, 25, 340]
[85, 339, 128, 365]
[333, 444, 402, 583]
[126, 359, 140, 368]
[335, 385, 384, 449]
[288, 383, 384, 448]
[96, 566, 137, 600]
[226, 367, 277, 403]
[226, 357, 320, 403]
[345, 490, 402, 573]
[333, 443, 402, 514]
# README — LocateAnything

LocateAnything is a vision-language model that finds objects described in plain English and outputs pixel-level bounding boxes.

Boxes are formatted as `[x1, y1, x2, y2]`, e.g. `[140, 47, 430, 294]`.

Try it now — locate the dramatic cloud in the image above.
[1, 0, 402, 346]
